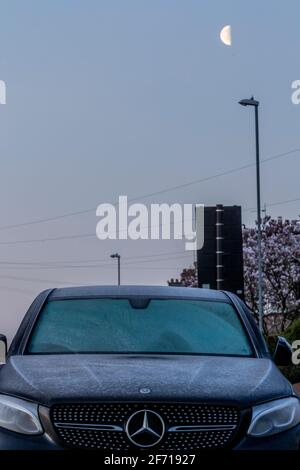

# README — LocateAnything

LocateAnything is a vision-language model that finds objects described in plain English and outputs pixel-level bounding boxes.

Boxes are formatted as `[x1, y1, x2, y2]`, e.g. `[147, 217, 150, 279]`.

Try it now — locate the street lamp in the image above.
[110, 253, 121, 286]
[239, 96, 264, 332]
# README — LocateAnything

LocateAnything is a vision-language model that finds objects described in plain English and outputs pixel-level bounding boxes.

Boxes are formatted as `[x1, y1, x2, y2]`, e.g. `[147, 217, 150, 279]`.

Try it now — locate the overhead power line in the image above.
[0, 253, 193, 270]
[0, 249, 189, 266]
[0, 232, 95, 245]
[264, 197, 300, 209]
[0, 274, 78, 285]
[245, 196, 300, 213]
[2, 191, 300, 247]
[0, 145, 299, 234]
[0, 285, 36, 295]
[0, 263, 190, 285]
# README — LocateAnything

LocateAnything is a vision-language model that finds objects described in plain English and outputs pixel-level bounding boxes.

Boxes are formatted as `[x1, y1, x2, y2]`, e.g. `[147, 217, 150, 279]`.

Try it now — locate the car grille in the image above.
[50, 402, 241, 450]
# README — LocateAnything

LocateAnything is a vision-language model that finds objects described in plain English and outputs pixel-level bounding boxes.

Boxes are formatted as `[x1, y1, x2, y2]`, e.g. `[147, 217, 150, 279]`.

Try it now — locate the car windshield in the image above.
[26, 298, 253, 356]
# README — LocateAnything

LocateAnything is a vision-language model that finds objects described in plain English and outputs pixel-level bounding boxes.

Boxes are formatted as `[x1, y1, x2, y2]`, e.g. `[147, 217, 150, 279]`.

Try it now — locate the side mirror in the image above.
[273, 336, 293, 366]
[0, 334, 7, 364]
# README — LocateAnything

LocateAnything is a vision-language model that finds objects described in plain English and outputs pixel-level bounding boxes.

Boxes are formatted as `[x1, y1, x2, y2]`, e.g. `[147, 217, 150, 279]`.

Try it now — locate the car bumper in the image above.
[0, 424, 300, 450]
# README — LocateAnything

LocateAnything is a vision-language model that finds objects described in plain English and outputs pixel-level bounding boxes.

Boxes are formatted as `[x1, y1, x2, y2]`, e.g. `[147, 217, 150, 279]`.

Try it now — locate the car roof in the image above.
[48, 285, 229, 302]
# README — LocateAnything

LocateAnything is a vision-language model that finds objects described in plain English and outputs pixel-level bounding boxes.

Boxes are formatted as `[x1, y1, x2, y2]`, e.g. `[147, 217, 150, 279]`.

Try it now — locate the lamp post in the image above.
[239, 97, 264, 332]
[110, 253, 121, 286]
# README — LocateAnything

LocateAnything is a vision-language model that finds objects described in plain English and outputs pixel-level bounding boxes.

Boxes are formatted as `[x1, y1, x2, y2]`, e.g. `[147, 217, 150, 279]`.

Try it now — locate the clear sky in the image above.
[0, 0, 300, 339]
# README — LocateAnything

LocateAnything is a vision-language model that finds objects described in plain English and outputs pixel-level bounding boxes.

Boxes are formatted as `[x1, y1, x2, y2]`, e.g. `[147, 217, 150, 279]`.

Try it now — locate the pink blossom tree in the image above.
[243, 216, 300, 333]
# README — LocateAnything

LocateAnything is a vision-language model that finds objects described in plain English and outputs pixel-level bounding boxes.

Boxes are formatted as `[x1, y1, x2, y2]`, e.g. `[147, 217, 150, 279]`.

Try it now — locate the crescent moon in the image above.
[220, 25, 232, 46]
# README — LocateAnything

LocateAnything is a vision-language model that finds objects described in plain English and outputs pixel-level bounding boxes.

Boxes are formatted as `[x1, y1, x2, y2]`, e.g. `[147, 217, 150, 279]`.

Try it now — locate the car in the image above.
[0, 285, 299, 451]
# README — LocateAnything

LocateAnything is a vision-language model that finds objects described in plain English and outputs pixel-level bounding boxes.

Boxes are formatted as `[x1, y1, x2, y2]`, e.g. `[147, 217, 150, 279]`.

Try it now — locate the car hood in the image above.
[0, 354, 292, 408]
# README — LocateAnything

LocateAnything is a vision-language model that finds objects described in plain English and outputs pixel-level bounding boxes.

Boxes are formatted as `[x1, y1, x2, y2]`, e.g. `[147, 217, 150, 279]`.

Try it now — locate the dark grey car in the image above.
[0, 285, 299, 450]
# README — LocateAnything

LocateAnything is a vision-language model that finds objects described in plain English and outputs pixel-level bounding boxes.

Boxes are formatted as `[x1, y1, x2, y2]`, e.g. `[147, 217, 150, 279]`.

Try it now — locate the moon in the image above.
[220, 25, 232, 46]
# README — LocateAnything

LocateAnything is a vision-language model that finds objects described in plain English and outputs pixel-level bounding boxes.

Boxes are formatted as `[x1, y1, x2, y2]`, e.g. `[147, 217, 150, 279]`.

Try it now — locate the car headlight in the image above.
[248, 397, 300, 437]
[0, 394, 43, 435]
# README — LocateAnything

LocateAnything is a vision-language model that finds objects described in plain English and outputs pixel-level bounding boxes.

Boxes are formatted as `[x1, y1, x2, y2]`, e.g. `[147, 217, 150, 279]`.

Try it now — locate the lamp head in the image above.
[239, 97, 259, 107]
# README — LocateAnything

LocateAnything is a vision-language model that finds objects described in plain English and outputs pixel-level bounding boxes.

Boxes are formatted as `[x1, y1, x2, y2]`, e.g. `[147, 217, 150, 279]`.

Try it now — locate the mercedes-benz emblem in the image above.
[139, 387, 151, 394]
[125, 409, 165, 448]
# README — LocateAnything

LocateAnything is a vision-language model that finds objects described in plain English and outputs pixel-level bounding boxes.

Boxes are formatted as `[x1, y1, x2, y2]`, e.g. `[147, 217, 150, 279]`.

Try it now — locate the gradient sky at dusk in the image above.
[0, 0, 300, 339]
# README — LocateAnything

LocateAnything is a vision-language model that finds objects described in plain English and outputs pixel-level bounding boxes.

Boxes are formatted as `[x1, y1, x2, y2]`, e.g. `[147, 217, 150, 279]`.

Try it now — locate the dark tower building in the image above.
[197, 205, 244, 298]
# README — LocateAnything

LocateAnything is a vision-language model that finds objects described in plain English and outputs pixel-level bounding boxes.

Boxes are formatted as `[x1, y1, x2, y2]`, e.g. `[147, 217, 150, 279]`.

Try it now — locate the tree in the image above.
[167, 263, 198, 287]
[243, 216, 300, 333]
